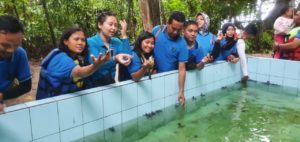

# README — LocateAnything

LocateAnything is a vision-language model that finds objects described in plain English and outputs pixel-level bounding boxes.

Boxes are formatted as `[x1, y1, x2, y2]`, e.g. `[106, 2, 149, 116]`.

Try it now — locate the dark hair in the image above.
[168, 11, 186, 24]
[221, 22, 235, 35]
[244, 23, 258, 36]
[0, 15, 24, 33]
[133, 31, 155, 59]
[59, 27, 88, 60]
[96, 10, 116, 31]
[279, 5, 291, 16]
[183, 20, 198, 29]
[196, 12, 203, 18]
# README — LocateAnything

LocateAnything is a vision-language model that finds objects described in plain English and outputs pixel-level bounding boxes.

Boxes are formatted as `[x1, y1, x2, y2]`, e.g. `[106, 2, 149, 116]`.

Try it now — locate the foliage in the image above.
[246, 31, 273, 54]
[0, 0, 272, 59]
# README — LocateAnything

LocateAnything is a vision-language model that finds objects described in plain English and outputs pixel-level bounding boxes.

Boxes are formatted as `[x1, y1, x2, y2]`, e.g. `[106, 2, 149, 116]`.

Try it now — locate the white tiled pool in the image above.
[0, 57, 299, 142]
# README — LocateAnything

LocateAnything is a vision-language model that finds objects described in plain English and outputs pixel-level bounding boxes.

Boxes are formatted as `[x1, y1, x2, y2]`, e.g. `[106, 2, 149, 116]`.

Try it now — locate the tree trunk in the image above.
[262, 0, 291, 30]
[41, 0, 56, 48]
[138, 0, 161, 31]
[127, 0, 135, 39]
[12, 0, 20, 19]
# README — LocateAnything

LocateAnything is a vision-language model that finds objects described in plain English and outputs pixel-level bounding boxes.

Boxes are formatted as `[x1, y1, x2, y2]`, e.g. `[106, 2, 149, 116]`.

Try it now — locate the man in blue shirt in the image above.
[0, 15, 31, 111]
[152, 11, 188, 106]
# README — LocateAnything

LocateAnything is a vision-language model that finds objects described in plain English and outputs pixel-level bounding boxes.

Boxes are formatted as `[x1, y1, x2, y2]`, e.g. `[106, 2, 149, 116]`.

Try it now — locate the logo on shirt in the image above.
[171, 47, 177, 53]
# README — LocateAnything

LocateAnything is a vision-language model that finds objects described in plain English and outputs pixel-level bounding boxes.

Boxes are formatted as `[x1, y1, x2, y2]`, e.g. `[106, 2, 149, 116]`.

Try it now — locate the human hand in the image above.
[115, 53, 132, 66]
[178, 91, 185, 107]
[120, 19, 128, 38]
[91, 51, 111, 66]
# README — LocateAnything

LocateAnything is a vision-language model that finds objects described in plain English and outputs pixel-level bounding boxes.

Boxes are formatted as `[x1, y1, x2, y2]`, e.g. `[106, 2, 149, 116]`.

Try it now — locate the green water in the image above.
[83, 82, 300, 142]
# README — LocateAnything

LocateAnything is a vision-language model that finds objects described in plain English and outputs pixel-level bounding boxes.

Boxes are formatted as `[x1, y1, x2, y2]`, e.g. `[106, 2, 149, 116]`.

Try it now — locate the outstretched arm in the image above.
[1, 79, 31, 100]
[178, 62, 186, 106]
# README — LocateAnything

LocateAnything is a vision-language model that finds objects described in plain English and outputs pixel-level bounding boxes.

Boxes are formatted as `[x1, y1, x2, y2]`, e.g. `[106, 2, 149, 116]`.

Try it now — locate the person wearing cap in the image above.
[0, 15, 32, 111]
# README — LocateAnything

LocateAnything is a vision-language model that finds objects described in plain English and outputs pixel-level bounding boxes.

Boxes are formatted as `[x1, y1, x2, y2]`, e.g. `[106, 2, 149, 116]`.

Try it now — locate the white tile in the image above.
[30, 102, 59, 139]
[122, 83, 138, 110]
[205, 65, 214, 84]
[195, 69, 205, 86]
[138, 103, 151, 117]
[0, 109, 32, 142]
[58, 96, 83, 130]
[269, 59, 285, 77]
[137, 80, 152, 105]
[122, 107, 137, 123]
[151, 99, 164, 112]
[257, 58, 270, 75]
[165, 73, 179, 95]
[60, 125, 83, 142]
[164, 94, 178, 107]
[104, 113, 122, 130]
[185, 70, 198, 90]
[33, 133, 60, 142]
[283, 60, 300, 80]
[103, 87, 122, 117]
[83, 119, 104, 137]
[269, 76, 283, 86]
[248, 57, 258, 73]
[82, 92, 103, 123]
[283, 78, 298, 88]
[4, 103, 27, 113]
[249, 72, 257, 81]
[151, 77, 165, 100]
[256, 74, 269, 83]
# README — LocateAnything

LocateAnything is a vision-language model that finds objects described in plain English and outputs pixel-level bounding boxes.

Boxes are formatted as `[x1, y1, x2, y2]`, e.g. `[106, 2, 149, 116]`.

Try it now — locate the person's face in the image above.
[0, 32, 23, 58]
[64, 31, 86, 55]
[226, 26, 235, 37]
[196, 15, 205, 29]
[98, 16, 118, 38]
[141, 37, 155, 54]
[167, 19, 184, 39]
[286, 8, 293, 18]
[183, 24, 198, 43]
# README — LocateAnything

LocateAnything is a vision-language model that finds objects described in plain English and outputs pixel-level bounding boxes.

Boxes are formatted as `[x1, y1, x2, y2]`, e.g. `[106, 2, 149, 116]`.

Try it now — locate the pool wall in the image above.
[248, 56, 300, 89]
[2, 56, 297, 142]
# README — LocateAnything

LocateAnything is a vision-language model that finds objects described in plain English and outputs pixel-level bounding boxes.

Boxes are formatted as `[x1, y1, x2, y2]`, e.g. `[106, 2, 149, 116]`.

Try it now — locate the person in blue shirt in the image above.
[0, 15, 31, 111]
[127, 31, 155, 81]
[195, 12, 216, 60]
[87, 11, 132, 87]
[183, 20, 210, 70]
[213, 23, 239, 63]
[36, 28, 110, 100]
[152, 11, 188, 106]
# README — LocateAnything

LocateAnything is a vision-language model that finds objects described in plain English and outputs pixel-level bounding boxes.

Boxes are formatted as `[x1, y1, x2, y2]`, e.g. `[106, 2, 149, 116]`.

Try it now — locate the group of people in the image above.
[273, 5, 300, 60]
[0, 10, 259, 111]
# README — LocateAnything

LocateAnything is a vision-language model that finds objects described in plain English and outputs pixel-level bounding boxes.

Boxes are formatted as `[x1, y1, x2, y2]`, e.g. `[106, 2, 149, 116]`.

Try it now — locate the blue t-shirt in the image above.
[0, 47, 31, 92]
[127, 51, 142, 75]
[152, 25, 188, 73]
[196, 32, 216, 57]
[45, 52, 77, 88]
[296, 30, 300, 38]
[87, 33, 132, 81]
[215, 39, 237, 61]
[188, 41, 205, 64]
